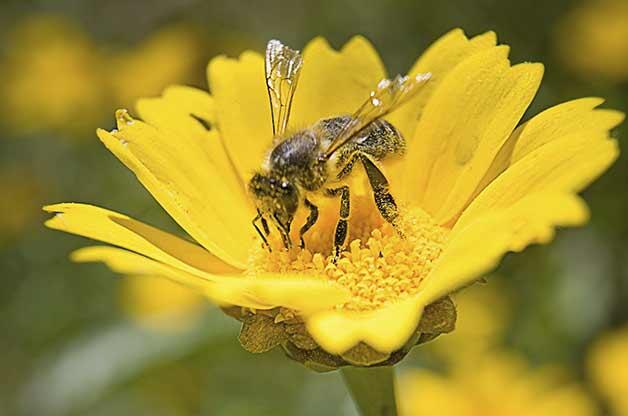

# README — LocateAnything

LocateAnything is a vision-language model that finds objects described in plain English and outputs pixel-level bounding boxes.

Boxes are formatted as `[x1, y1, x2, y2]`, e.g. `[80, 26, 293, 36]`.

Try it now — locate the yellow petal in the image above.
[97, 109, 254, 266]
[97, 128, 241, 266]
[161, 85, 216, 122]
[72, 245, 351, 314]
[453, 132, 619, 235]
[290, 36, 386, 128]
[408, 29, 498, 101]
[207, 51, 271, 183]
[135, 88, 246, 201]
[388, 30, 499, 189]
[306, 296, 423, 354]
[44, 203, 241, 273]
[475, 98, 625, 193]
[503, 98, 623, 164]
[403, 46, 544, 225]
[388, 29, 498, 141]
[417, 192, 589, 305]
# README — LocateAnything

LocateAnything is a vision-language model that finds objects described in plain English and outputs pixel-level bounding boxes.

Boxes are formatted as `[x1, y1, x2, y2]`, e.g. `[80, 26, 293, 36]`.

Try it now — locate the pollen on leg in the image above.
[248, 198, 449, 312]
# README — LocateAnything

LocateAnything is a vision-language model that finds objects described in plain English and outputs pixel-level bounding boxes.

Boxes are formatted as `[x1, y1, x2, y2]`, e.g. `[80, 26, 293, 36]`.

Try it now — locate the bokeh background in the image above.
[1, 0, 627, 415]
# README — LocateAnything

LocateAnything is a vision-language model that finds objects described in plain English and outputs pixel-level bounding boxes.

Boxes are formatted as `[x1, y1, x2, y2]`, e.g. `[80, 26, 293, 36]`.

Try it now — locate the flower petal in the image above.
[388, 29, 498, 141]
[417, 192, 589, 305]
[403, 46, 544, 224]
[161, 85, 217, 122]
[72, 245, 265, 307]
[290, 36, 386, 128]
[474, 98, 625, 194]
[97, 109, 254, 266]
[306, 297, 423, 354]
[72, 246, 351, 314]
[453, 132, 619, 235]
[136, 87, 247, 201]
[207, 51, 272, 182]
[44, 203, 242, 273]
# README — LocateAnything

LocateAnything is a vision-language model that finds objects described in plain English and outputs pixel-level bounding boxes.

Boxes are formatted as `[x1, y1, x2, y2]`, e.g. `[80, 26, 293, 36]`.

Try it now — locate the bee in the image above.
[249, 39, 431, 260]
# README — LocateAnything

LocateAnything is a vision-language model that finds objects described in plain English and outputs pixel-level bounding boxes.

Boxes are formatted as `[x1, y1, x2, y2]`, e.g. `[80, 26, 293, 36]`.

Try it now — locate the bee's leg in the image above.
[280, 228, 292, 249]
[360, 155, 403, 236]
[273, 214, 293, 250]
[299, 198, 319, 249]
[325, 186, 350, 262]
[336, 153, 359, 180]
[252, 212, 272, 252]
[261, 216, 270, 236]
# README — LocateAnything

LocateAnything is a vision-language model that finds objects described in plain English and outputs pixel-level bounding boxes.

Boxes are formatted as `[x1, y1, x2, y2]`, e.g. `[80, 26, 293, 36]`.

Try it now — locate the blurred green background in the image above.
[1, 0, 627, 415]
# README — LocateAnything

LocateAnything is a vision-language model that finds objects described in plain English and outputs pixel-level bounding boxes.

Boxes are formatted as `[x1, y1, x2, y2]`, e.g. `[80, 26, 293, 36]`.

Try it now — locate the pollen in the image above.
[248, 196, 449, 312]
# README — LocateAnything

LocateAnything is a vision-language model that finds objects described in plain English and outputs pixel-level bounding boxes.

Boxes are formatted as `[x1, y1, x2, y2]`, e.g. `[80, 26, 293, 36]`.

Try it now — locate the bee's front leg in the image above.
[299, 198, 319, 249]
[252, 211, 272, 252]
[325, 186, 350, 263]
[261, 216, 270, 236]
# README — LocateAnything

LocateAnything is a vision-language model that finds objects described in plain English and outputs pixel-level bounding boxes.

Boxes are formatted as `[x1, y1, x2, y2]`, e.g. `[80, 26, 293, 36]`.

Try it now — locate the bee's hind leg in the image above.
[299, 198, 319, 249]
[360, 155, 404, 237]
[325, 186, 350, 262]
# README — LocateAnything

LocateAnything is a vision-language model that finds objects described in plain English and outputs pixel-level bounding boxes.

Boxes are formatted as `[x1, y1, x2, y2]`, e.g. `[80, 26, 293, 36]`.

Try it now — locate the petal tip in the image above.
[43, 202, 77, 214]
[114, 108, 135, 129]
[304, 36, 333, 54]
[42, 204, 59, 213]
[447, 27, 466, 38]
[342, 34, 375, 51]
[69, 247, 92, 262]
[478, 30, 497, 41]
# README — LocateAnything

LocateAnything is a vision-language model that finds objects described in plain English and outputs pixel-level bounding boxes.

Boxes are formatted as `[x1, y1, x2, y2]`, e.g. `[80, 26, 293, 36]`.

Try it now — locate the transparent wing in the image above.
[265, 39, 303, 137]
[323, 72, 431, 158]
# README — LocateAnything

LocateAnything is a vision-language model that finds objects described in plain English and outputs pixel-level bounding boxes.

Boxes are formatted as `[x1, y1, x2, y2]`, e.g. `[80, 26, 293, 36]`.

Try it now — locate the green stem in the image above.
[340, 366, 398, 416]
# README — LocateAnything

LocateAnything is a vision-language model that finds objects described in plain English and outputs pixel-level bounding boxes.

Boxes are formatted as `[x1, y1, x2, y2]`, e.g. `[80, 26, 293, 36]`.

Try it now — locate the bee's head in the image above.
[248, 172, 299, 229]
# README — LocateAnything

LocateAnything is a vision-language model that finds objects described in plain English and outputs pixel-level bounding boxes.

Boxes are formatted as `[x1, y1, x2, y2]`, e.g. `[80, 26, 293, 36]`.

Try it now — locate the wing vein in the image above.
[324, 72, 431, 158]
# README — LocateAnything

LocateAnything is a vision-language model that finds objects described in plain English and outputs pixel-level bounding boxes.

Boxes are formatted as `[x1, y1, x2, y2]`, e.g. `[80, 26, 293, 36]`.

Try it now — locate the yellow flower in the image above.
[0, 14, 107, 137]
[45, 29, 623, 369]
[119, 274, 207, 332]
[108, 24, 206, 108]
[554, 0, 628, 82]
[587, 326, 628, 416]
[399, 352, 599, 416]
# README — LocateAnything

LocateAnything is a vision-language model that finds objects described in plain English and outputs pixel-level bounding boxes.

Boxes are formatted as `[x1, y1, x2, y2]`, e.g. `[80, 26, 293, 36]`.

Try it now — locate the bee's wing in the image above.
[265, 39, 303, 138]
[323, 72, 431, 159]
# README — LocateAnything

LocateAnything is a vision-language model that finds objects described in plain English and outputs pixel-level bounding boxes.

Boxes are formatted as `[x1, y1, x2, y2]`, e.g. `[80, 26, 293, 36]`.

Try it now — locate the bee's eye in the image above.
[281, 182, 289, 189]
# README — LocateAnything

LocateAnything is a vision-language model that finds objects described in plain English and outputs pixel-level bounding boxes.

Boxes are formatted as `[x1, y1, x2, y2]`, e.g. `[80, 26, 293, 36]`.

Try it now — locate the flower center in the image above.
[248, 195, 448, 312]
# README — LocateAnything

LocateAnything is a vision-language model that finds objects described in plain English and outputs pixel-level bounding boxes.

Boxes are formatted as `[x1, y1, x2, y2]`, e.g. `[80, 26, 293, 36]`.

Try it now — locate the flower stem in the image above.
[340, 365, 398, 416]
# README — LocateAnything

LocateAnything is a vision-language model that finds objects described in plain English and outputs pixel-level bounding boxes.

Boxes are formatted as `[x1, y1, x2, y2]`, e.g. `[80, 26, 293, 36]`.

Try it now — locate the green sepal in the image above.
[415, 296, 456, 344]
[282, 341, 345, 372]
[340, 342, 391, 366]
[238, 313, 287, 353]
[284, 323, 319, 350]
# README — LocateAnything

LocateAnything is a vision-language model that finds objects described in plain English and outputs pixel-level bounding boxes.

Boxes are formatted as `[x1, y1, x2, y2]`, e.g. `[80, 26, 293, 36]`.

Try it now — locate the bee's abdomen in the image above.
[356, 119, 405, 159]
[335, 119, 405, 168]
[332, 119, 405, 181]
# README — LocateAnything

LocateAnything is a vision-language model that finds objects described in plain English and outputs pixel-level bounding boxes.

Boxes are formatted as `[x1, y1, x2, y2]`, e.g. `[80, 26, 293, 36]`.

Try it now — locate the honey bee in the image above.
[249, 39, 431, 260]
